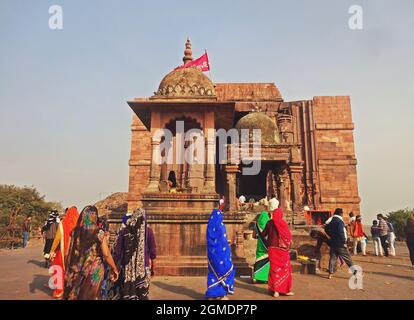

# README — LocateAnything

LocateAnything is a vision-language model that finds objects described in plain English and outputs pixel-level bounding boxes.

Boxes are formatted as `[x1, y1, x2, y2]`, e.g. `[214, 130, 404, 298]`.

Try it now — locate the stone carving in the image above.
[277, 113, 294, 143]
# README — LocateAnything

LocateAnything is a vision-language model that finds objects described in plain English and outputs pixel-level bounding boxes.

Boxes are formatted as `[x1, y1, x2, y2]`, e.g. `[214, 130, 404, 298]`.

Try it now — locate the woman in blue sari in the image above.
[205, 209, 235, 300]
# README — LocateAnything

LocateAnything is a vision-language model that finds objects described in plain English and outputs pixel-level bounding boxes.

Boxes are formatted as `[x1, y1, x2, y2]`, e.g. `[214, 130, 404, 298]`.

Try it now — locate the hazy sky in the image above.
[1, 0, 413, 222]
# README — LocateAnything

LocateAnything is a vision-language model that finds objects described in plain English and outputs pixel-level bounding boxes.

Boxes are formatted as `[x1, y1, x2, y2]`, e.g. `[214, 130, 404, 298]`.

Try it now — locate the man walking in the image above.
[324, 208, 355, 279]
[377, 214, 389, 257]
[22, 215, 32, 248]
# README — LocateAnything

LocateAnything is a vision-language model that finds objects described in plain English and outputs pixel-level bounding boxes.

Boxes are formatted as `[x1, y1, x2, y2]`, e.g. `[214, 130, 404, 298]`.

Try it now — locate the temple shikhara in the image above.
[125, 39, 360, 276]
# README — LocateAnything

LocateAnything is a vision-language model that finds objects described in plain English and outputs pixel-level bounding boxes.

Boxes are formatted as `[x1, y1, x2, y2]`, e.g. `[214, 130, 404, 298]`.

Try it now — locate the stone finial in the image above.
[183, 37, 193, 64]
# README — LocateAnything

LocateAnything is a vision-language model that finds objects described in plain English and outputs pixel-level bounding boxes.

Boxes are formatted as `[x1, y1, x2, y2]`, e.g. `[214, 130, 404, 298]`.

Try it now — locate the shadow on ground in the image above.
[368, 271, 414, 281]
[29, 274, 52, 297]
[152, 281, 205, 300]
[27, 259, 46, 268]
[235, 278, 269, 295]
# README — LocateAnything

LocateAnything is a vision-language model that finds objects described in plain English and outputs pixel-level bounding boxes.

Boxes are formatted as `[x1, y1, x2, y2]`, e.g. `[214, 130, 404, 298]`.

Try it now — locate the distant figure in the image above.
[22, 215, 32, 248]
[238, 194, 247, 210]
[348, 212, 356, 243]
[404, 215, 414, 268]
[371, 220, 383, 256]
[205, 209, 235, 300]
[385, 218, 396, 256]
[352, 215, 367, 256]
[167, 171, 177, 192]
[377, 214, 390, 257]
[252, 211, 270, 284]
[261, 208, 294, 298]
[259, 196, 269, 208]
[219, 195, 226, 211]
[268, 194, 279, 212]
[114, 208, 152, 300]
[41, 210, 60, 264]
[248, 197, 255, 211]
[325, 208, 355, 279]
[64, 206, 119, 300]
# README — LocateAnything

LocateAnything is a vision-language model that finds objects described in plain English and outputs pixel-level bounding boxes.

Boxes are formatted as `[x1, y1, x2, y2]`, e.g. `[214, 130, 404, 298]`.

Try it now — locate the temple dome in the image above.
[152, 67, 216, 99]
[235, 112, 281, 145]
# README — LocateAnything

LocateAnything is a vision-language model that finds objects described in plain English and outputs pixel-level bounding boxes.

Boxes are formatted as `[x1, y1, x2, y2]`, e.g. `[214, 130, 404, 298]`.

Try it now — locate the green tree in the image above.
[386, 208, 414, 240]
[0, 185, 62, 233]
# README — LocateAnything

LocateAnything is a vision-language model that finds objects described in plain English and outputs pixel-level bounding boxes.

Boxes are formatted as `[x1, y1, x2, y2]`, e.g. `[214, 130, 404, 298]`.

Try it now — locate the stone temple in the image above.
[125, 39, 360, 275]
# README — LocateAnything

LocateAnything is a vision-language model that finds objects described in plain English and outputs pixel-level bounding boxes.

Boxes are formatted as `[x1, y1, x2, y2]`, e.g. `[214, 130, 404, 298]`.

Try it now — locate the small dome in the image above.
[152, 67, 216, 99]
[235, 112, 281, 145]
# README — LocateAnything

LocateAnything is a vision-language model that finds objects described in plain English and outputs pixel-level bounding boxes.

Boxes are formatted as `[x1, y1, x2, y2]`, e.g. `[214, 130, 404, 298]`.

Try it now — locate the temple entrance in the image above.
[237, 161, 287, 203]
[237, 170, 267, 200]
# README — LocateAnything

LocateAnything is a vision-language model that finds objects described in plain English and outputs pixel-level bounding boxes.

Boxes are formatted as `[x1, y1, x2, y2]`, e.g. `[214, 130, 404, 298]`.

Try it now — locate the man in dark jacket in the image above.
[324, 208, 355, 279]
[377, 214, 389, 257]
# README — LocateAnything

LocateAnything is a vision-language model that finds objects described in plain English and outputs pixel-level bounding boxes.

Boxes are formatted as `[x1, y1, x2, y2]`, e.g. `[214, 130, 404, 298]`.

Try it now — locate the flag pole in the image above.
[206, 49, 213, 82]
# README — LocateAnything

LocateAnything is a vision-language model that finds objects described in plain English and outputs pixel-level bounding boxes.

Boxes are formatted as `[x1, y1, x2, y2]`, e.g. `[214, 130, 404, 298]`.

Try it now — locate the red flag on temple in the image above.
[175, 52, 210, 72]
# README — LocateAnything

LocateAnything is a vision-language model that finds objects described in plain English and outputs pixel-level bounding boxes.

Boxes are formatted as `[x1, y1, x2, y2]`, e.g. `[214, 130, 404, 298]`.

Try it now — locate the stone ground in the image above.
[0, 240, 413, 300]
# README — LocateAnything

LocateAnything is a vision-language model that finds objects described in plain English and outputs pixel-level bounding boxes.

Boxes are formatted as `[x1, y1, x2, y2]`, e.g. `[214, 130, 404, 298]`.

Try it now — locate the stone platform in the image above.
[111, 192, 252, 276]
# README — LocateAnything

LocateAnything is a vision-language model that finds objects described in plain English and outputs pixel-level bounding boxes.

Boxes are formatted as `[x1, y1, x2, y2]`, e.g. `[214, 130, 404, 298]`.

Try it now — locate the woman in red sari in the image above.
[49, 207, 80, 299]
[261, 208, 294, 298]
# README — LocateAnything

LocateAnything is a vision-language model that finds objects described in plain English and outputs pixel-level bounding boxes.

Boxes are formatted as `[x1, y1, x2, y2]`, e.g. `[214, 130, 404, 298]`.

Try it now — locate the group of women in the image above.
[44, 205, 150, 300]
[205, 207, 294, 300]
[252, 208, 294, 298]
[41, 203, 293, 300]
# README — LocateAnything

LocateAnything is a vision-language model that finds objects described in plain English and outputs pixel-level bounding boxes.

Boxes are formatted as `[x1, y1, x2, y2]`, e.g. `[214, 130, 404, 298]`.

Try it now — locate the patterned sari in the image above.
[253, 211, 270, 282]
[205, 209, 235, 299]
[64, 206, 106, 300]
[113, 208, 149, 300]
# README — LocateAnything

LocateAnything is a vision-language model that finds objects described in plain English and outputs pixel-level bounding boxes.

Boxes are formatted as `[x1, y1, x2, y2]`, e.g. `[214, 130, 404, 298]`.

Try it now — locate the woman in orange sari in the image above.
[260, 208, 294, 298]
[49, 207, 80, 299]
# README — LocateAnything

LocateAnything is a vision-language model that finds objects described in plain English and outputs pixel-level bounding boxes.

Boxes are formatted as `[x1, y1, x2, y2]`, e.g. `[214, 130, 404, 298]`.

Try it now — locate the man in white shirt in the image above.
[268, 194, 279, 212]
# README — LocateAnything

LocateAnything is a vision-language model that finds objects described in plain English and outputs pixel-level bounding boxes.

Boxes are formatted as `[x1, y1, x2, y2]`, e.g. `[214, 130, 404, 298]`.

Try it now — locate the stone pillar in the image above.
[147, 112, 161, 192]
[203, 110, 216, 192]
[289, 164, 304, 221]
[279, 167, 291, 212]
[187, 134, 205, 193]
[225, 165, 239, 211]
[204, 133, 216, 192]
[183, 141, 190, 189]
[235, 224, 245, 258]
[147, 138, 161, 192]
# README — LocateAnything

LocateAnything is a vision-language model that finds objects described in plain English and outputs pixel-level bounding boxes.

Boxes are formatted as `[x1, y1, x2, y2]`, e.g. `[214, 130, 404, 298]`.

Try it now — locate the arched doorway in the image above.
[160, 116, 204, 192]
